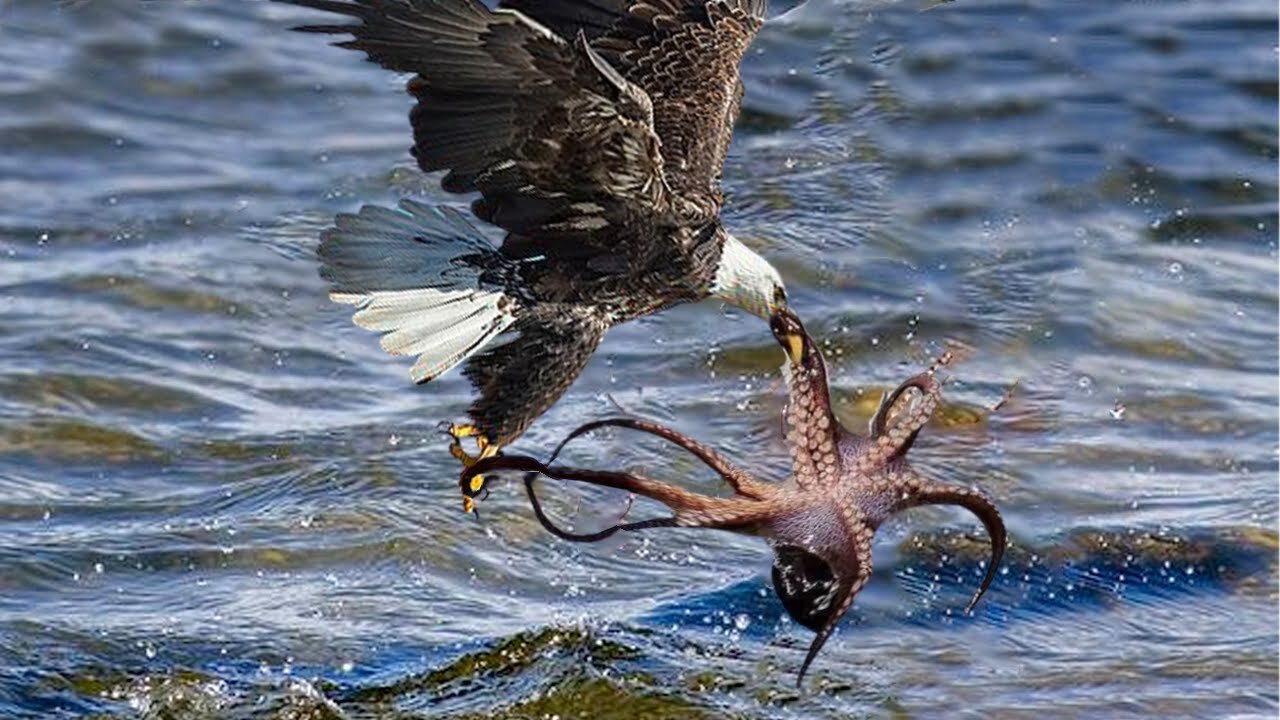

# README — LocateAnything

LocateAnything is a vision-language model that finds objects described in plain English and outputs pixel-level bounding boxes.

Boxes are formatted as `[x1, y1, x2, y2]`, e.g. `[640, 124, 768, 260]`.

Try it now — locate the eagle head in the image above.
[711, 231, 787, 319]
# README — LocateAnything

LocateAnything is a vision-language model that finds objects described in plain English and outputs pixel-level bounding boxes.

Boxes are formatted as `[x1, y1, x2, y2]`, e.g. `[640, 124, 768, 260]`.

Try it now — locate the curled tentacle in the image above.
[524, 469, 678, 542]
[870, 375, 928, 438]
[863, 372, 943, 467]
[869, 348, 956, 450]
[896, 480, 1006, 614]
[467, 452, 708, 517]
[556, 418, 773, 499]
[461, 416, 777, 539]
[466, 450, 781, 537]
[518, 423, 681, 541]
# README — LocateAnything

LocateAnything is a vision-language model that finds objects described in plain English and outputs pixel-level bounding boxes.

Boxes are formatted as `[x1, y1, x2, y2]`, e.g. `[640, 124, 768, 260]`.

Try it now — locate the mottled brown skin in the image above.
[464, 309, 1007, 686]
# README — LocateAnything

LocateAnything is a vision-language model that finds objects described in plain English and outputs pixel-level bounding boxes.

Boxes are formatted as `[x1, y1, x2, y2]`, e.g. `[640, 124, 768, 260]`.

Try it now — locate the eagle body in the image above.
[286, 0, 787, 449]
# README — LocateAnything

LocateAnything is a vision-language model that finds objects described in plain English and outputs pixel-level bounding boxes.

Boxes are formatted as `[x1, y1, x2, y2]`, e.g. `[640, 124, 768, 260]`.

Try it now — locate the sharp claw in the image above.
[453, 435, 500, 513]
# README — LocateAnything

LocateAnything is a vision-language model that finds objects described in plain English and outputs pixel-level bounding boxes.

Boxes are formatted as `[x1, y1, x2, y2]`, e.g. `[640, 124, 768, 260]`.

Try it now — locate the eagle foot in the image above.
[447, 423, 498, 513]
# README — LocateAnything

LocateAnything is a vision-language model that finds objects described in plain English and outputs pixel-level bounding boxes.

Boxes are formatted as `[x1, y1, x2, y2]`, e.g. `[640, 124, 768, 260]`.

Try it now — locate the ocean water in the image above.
[0, 0, 1275, 717]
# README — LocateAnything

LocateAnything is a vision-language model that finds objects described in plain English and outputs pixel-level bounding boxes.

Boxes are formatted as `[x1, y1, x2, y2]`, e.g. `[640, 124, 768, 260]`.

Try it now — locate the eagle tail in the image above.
[318, 200, 522, 384]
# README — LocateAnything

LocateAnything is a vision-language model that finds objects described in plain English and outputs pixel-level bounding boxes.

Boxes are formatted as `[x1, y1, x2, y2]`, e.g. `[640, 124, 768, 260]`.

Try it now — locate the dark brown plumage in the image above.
[464, 308, 1007, 685]
[280, 0, 788, 509]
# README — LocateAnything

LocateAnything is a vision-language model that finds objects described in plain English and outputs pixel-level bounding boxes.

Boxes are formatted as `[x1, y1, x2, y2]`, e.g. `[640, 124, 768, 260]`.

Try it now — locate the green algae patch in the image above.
[0, 373, 209, 415]
[462, 675, 723, 720]
[49, 668, 230, 719]
[197, 439, 294, 463]
[341, 628, 726, 719]
[710, 340, 785, 376]
[0, 417, 167, 464]
[351, 627, 640, 704]
[832, 385, 990, 434]
[71, 275, 248, 317]
[57, 668, 347, 720]
[683, 669, 748, 695]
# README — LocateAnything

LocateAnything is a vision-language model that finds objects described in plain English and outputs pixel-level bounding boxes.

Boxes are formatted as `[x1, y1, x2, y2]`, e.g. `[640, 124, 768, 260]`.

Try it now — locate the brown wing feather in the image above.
[278, 0, 678, 251]
[499, 0, 767, 219]
[595, 1, 766, 216]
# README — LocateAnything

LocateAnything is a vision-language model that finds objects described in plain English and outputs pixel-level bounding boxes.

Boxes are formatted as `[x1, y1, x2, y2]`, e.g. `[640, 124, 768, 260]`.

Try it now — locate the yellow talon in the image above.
[448, 423, 486, 443]
[449, 423, 499, 513]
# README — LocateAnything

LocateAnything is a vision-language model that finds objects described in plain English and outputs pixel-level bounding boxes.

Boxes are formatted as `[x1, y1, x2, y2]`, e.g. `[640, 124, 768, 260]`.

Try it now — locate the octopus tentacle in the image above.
[863, 372, 943, 467]
[554, 418, 773, 499]
[770, 312, 843, 490]
[466, 451, 776, 534]
[893, 476, 1006, 614]
[794, 532, 873, 687]
[466, 453, 702, 515]
[524, 470, 679, 542]
[869, 348, 955, 444]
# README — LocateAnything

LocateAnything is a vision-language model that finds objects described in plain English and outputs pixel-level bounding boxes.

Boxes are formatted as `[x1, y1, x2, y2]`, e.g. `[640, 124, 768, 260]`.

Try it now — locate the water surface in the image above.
[0, 0, 1276, 717]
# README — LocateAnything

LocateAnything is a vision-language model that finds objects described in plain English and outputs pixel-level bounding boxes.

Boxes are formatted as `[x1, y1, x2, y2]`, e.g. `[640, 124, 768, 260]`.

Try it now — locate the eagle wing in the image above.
[281, 0, 690, 253]
[500, 0, 768, 216]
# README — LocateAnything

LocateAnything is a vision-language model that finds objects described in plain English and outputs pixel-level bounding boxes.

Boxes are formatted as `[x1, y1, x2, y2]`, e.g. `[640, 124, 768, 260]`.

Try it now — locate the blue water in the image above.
[0, 0, 1275, 717]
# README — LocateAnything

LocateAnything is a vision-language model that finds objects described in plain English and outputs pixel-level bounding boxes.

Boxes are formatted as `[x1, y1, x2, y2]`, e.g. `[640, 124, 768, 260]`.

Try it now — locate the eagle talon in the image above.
[451, 431, 499, 512]
[448, 423, 489, 449]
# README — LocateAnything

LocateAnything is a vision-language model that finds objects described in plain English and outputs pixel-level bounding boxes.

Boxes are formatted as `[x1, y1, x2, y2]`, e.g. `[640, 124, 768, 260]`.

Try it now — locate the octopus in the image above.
[464, 308, 1006, 685]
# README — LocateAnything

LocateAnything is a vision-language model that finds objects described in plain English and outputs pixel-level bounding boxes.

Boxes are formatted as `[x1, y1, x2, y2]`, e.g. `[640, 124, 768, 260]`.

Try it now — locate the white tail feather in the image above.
[321, 200, 521, 384]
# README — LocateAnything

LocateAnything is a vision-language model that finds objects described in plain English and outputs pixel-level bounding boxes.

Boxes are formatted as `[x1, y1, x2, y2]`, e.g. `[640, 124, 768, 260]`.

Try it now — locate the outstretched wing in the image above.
[279, 0, 686, 251]
[501, 0, 767, 214]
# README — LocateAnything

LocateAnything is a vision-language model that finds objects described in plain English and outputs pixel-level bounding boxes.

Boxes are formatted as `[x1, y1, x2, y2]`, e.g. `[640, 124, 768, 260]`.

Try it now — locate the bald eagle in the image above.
[281, 0, 788, 507]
